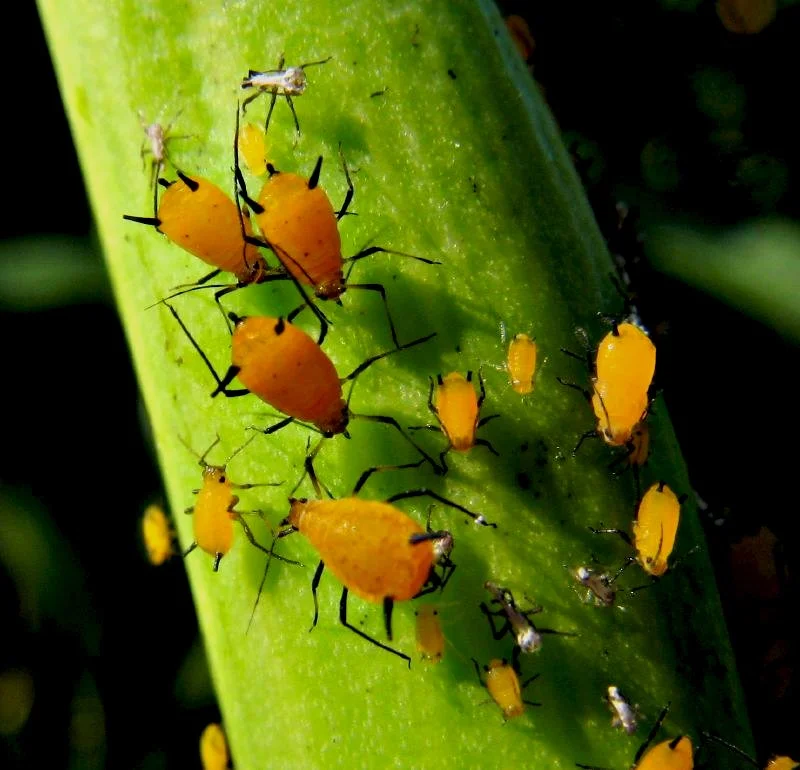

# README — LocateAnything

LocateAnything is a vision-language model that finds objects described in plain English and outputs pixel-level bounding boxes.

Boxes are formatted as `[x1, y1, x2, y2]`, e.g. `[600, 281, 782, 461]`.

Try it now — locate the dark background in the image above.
[1, 0, 798, 766]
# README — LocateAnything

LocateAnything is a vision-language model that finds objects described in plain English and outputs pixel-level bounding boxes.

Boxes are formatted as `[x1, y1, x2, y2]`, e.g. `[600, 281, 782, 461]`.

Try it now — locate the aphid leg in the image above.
[632, 704, 671, 766]
[264, 92, 279, 134]
[573, 429, 599, 455]
[284, 95, 300, 138]
[338, 588, 411, 667]
[589, 526, 634, 547]
[409, 376, 445, 433]
[387, 489, 495, 527]
[351, 413, 442, 474]
[344, 283, 402, 349]
[474, 438, 500, 457]
[335, 144, 355, 219]
[479, 601, 512, 639]
[249, 415, 296, 436]
[471, 658, 486, 687]
[183, 542, 198, 558]
[309, 560, 325, 632]
[351, 459, 427, 495]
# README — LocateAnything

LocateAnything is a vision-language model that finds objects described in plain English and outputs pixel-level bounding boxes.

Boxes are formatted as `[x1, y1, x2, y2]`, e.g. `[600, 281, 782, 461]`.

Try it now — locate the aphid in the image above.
[574, 565, 618, 608]
[559, 322, 655, 453]
[165, 303, 441, 472]
[591, 481, 683, 578]
[275, 453, 490, 666]
[181, 434, 297, 573]
[141, 504, 175, 566]
[506, 333, 538, 395]
[577, 704, 693, 770]
[702, 732, 798, 770]
[241, 54, 332, 136]
[505, 15, 535, 63]
[716, 0, 776, 35]
[123, 171, 269, 300]
[480, 581, 575, 667]
[138, 110, 189, 215]
[236, 143, 440, 349]
[237, 121, 268, 176]
[606, 685, 639, 735]
[415, 605, 445, 663]
[409, 371, 500, 472]
[200, 723, 228, 770]
[471, 658, 540, 720]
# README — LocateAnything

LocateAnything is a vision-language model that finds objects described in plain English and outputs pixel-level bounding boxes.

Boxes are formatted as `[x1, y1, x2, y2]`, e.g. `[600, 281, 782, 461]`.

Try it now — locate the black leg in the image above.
[338, 588, 411, 667]
[309, 561, 325, 632]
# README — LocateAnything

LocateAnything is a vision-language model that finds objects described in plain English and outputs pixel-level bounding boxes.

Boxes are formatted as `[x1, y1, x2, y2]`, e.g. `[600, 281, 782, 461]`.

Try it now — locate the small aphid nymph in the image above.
[471, 657, 540, 720]
[415, 605, 445, 663]
[200, 723, 228, 770]
[141, 504, 175, 566]
[507, 333, 538, 395]
[575, 565, 617, 607]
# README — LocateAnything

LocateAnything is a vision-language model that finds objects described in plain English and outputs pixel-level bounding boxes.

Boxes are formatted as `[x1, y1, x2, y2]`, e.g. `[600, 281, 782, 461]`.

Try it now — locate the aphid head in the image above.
[432, 531, 454, 564]
[284, 498, 308, 530]
[317, 400, 349, 437]
[284, 67, 308, 93]
[576, 566, 592, 585]
[516, 625, 542, 653]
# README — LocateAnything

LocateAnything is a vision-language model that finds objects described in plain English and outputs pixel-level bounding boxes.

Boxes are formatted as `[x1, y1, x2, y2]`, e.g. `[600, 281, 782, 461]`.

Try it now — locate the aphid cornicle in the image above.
[577, 703, 693, 770]
[141, 504, 175, 566]
[181, 435, 298, 573]
[480, 581, 575, 667]
[165, 303, 441, 472]
[275, 454, 489, 666]
[241, 54, 332, 136]
[471, 657, 540, 720]
[200, 723, 228, 770]
[409, 371, 500, 472]
[234, 139, 440, 349]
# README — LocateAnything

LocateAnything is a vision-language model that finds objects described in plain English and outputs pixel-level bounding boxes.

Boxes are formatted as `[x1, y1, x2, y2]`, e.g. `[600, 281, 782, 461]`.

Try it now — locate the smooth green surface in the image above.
[38, 0, 752, 767]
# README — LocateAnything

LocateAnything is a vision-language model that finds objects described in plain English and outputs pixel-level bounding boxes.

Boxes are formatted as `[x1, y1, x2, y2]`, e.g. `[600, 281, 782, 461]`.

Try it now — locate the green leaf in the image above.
[38, 0, 753, 766]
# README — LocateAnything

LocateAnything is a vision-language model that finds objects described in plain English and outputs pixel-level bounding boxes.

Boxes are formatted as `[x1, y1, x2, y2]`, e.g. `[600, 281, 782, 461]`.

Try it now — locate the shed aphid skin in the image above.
[241, 54, 332, 136]
[480, 581, 576, 667]
[234, 138, 441, 349]
[415, 605, 445, 663]
[409, 371, 500, 473]
[606, 685, 638, 735]
[123, 170, 274, 328]
[471, 658, 541, 721]
[269, 451, 491, 666]
[574, 565, 618, 608]
[576, 703, 693, 770]
[164, 302, 441, 473]
[590, 481, 684, 580]
[506, 333, 538, 395]
[200, 723, 229, 770]
[238, 121, 268, 176]
[180, 434, 299, 573]
[141, 504, 175, 566]
[701, 732, 798, 770]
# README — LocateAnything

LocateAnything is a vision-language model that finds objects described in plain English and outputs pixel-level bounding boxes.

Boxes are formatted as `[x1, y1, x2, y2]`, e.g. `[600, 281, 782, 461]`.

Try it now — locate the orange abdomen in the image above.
[290, 498, 434, 602]
[257, 173, 343, 292]
[231, 317, 344, 431]
[436, 373, 479, 451]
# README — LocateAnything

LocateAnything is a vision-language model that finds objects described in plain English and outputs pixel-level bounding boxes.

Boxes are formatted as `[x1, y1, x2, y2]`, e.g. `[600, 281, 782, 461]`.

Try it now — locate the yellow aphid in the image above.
[633, 482, 681, 577]
[237, 121, 268, 176]
[506, 333, 537, 395]
[141, 504, 174, 566]
[415, 605, 445, 663]
[200, 723, 228, 770]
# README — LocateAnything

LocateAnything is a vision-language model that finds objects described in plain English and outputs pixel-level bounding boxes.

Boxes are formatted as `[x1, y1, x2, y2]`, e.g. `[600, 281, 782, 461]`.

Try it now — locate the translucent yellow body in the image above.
[767, 757, 800, 770]
[507, 333, 537, 395]
[416, 605, 445, 662]
[595, 323, 656, 399]
[238, 122, 268, 176]
[157, 174, 263, 282]
[435, 372, 479, 451]
[288, 498, 434, 602]
[637, 736, 693, 770]
[193, 467, 235, 558]
[484, 659, 524, 719]
[200, 723, 229, 770]
[633, 483, 680, 577]
[591, 381, 648, 447]
[231, 316, 346, 434]
[256, 172, 345, 298]
[142, 504, 174, 565]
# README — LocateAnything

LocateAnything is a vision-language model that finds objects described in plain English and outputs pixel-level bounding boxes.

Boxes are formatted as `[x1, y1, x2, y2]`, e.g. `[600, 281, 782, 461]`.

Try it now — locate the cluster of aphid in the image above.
[127, 58, 795, 770]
